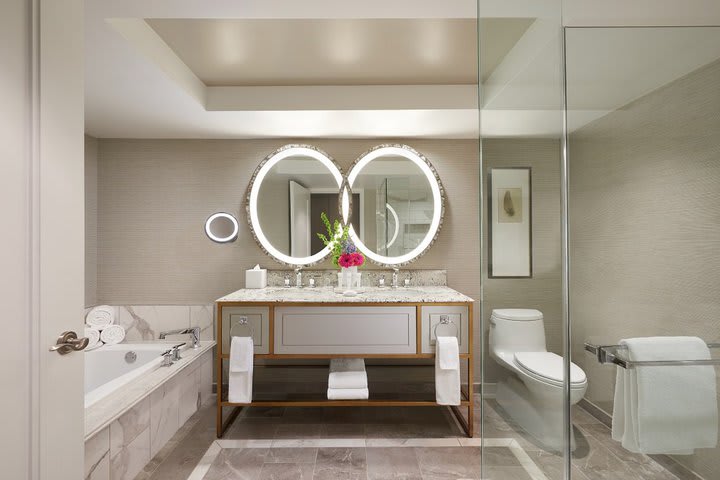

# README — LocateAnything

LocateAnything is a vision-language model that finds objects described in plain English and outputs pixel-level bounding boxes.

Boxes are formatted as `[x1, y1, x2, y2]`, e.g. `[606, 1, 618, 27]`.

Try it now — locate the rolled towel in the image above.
[327, 388, 369, 400]
[100, 324, 125, 345]
[84, 326, 101, 349]
[329, 358, 368, 390]
[86, 305, 116, 329]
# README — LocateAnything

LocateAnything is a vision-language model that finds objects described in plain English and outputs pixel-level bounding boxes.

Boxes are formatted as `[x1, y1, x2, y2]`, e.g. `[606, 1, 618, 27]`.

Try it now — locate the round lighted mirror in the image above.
[205, 212, 239, 243]
[345, 144, 444, 267]
[247, 145, 345, 266]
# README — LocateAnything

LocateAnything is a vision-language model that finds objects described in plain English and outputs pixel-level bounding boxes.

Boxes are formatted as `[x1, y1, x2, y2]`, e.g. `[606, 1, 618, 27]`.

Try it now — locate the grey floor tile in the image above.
[203, 448, 268, 480]
[524, 449, 589, 480]
[482, 466, 533, 480]
[571, 433, 636, 480]
[265, 447, 317, 464]
[314, 447, 367, 480]
[482, 447, 522, 467]
[366, 447, 422, 480]
[365, 423, 427, 439]
[319, 423, 367, 438]
[415, 446, 481, 480]
[258, 462, 315, 480]
[274, 424, 324, 439]
[224, 421, 279, 440]
[282, 407, 325, 424]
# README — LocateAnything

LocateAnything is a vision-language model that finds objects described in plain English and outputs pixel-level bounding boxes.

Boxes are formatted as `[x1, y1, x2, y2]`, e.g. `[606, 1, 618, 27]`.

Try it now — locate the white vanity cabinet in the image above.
[421, 305, 470, 354]
[274, 306, 417, 355]
[215, 286, 475, 438]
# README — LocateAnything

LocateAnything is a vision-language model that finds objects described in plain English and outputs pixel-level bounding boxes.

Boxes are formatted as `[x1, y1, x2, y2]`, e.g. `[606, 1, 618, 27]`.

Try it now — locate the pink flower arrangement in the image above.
[338, 252, 365, 268]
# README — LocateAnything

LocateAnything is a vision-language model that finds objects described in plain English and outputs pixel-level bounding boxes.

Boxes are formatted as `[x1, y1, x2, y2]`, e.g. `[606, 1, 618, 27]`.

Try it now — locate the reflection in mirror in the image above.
[346, 145, 443, 266]
[248, 145, 345, 266]
[205, 212, 239, 243]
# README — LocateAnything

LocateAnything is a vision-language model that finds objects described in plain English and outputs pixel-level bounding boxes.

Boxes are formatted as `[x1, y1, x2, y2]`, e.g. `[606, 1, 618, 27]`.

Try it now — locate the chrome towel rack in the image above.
[585, 342, 720, 369]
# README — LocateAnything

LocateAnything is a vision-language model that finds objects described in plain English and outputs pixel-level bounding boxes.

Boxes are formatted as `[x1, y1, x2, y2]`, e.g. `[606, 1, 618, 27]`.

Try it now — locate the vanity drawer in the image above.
[221, 306, 270, 354]
[421, 306, 469, 354]
[274, 306, 416, 355]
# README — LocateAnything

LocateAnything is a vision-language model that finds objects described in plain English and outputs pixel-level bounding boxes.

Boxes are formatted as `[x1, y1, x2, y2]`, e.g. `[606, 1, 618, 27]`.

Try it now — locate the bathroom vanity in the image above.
[215, 286, 474, 437]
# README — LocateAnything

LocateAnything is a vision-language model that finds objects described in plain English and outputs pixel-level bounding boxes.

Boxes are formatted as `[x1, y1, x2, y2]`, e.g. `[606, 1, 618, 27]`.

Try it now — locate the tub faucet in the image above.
[159, 326, 200, 348]
[392, 267, 399, 288]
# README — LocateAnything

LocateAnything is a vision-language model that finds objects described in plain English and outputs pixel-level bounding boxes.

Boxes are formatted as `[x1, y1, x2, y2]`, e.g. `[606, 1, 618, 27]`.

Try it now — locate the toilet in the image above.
[489, 309, 588, 451]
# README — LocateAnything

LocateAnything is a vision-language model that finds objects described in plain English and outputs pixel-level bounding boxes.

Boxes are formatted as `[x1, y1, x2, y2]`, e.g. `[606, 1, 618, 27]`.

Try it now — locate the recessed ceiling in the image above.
[147, 18, 480, 86]
[479, 18, 534, 82]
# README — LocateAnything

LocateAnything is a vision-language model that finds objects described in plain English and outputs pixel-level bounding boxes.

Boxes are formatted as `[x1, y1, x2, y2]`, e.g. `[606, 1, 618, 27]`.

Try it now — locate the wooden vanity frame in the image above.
[215, 300, 474, 438]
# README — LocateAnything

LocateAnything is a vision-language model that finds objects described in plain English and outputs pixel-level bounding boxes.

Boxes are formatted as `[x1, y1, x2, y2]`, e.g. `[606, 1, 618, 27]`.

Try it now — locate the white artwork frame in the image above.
[488, 167, 532, 278]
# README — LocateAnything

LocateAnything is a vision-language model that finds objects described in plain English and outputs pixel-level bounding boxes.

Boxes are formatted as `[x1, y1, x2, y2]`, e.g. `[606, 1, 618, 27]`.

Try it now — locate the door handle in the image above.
[49, 331, 90, 355]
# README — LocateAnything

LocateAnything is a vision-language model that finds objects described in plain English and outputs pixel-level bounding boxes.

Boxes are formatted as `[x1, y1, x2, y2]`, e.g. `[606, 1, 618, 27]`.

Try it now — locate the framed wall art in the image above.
[488, 167, 532, 278]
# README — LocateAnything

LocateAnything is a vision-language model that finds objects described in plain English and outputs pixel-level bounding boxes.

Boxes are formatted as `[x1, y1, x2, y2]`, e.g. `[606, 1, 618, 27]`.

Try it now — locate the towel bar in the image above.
[585, 342, 720, 369]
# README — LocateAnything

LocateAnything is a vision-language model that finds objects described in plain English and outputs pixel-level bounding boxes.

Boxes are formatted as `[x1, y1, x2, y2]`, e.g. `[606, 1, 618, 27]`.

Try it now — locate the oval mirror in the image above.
[247, 145, 345, 266]
[345, 144, 444, 266]
[205, 212, 239, 243]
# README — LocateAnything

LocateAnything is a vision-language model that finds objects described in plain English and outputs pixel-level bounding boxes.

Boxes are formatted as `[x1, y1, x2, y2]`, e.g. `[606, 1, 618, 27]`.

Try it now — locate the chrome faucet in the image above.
[295, 267, 303, 288]
[392, 267, 399, 288]
[159, 326, 200, 348]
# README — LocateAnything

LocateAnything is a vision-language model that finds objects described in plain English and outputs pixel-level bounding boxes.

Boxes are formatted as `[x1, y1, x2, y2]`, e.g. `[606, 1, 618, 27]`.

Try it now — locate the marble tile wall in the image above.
[84, 350, 213, 480]
[83, 305, 215, 343]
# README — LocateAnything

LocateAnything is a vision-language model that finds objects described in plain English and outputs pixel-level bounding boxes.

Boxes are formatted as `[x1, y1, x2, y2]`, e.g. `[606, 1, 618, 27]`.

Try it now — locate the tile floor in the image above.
[137, 395, 687, 480]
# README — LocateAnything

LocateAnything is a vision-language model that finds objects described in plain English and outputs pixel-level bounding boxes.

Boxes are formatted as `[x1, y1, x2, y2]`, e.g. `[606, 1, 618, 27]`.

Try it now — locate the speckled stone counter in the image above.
[216, 286, 473, 304]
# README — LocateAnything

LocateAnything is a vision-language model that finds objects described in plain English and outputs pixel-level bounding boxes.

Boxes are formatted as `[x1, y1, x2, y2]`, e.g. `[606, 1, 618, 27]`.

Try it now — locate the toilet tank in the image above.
[489, 309, 547, 354]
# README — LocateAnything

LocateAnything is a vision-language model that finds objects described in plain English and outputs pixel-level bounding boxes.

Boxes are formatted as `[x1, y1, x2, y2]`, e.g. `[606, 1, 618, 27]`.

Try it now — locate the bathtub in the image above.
[85, 343, 179, 407]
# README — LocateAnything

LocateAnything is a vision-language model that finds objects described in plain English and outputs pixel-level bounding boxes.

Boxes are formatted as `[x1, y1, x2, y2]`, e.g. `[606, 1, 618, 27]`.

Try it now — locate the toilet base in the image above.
[496, 375, 577, 452]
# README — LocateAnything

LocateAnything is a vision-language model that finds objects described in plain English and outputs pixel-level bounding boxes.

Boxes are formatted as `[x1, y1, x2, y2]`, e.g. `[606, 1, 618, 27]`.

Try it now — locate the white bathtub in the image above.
[84, 343, 179, 407]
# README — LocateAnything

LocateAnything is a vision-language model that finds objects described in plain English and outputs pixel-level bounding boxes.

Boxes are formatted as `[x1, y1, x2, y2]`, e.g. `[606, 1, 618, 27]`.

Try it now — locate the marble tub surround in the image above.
[84, 305, 215, 342]
[86, 341, 214, 439]
[85, 342, 214, 480]
[266, 269, 448, 288]
[217, 285, 473, 304]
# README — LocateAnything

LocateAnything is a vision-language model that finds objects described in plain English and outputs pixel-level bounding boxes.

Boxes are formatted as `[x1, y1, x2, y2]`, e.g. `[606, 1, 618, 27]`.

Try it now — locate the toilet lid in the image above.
[514, 352, 587, 385]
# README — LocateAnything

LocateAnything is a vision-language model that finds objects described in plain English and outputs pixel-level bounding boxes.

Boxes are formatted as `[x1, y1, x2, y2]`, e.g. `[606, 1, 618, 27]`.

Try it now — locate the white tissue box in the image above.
[245, 268, 267, 289]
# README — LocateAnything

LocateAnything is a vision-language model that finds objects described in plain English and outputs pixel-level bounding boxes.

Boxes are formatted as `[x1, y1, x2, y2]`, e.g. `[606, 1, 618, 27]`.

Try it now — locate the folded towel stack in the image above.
[84, 305, 125, 350]
[327, 358, 368, 400]
[612, 336, 718, 454]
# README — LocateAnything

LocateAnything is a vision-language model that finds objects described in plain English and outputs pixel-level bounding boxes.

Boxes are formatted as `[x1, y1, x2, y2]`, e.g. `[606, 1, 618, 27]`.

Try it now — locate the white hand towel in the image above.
[327, 388, 369, 400]
[435, 336, 460, 405]
[229, 336, 254, 404]
[612, 336, 718, 454]
[84, 326, 101, 347]
[99, 324, 125, 345]
[86, 305, 116, 329]
[329, 358, 368, 389]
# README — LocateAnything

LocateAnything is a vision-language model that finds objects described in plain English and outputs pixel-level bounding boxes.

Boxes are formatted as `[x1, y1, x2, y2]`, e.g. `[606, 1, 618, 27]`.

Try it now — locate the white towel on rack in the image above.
[329, 359, 367, 389]
[99, 324, 125, 345]
[435, 336, 460, 406]
[612, 336, 718, 454]
[327, 388, 369, 400]
[229, 336, 253, 404]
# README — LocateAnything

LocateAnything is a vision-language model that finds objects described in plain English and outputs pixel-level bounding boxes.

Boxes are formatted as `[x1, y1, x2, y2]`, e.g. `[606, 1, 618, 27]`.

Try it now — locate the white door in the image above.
[290, 181, 311, 257]
[0, 1, 85, 479]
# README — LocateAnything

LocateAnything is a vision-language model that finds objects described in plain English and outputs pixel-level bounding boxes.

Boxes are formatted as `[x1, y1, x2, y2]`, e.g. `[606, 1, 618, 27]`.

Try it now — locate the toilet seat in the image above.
[513, 352, 587, 388]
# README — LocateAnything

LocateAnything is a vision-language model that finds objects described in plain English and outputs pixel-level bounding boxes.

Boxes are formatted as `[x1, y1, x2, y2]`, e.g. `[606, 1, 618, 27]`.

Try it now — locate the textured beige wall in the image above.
[482, 139, 563, 383]
[85, 135, 98, 307]
[569, 59, 720, 478]
[95, 138, 482, 375]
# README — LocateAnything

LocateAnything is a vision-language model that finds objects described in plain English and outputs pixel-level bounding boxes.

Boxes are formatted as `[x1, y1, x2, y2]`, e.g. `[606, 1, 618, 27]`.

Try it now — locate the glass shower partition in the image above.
[565, 26, 720, 480]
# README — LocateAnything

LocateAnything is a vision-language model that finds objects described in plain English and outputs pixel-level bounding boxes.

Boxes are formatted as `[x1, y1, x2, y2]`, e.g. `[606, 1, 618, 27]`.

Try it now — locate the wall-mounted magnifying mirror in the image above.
[205, 212, 239, 243]
[247, 145, 346, 266]
[345, 144, 444, 267]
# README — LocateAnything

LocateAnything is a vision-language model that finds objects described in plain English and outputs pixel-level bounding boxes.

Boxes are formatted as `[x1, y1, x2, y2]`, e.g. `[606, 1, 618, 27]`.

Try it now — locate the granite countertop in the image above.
[216, 286, 474, 303]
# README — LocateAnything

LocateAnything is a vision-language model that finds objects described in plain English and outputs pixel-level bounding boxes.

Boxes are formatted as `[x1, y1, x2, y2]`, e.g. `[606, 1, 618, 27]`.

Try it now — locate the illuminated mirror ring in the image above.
[205, 212, 239, 243]
[246, 144, 344, 267]
[345, 144, 445, 267]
